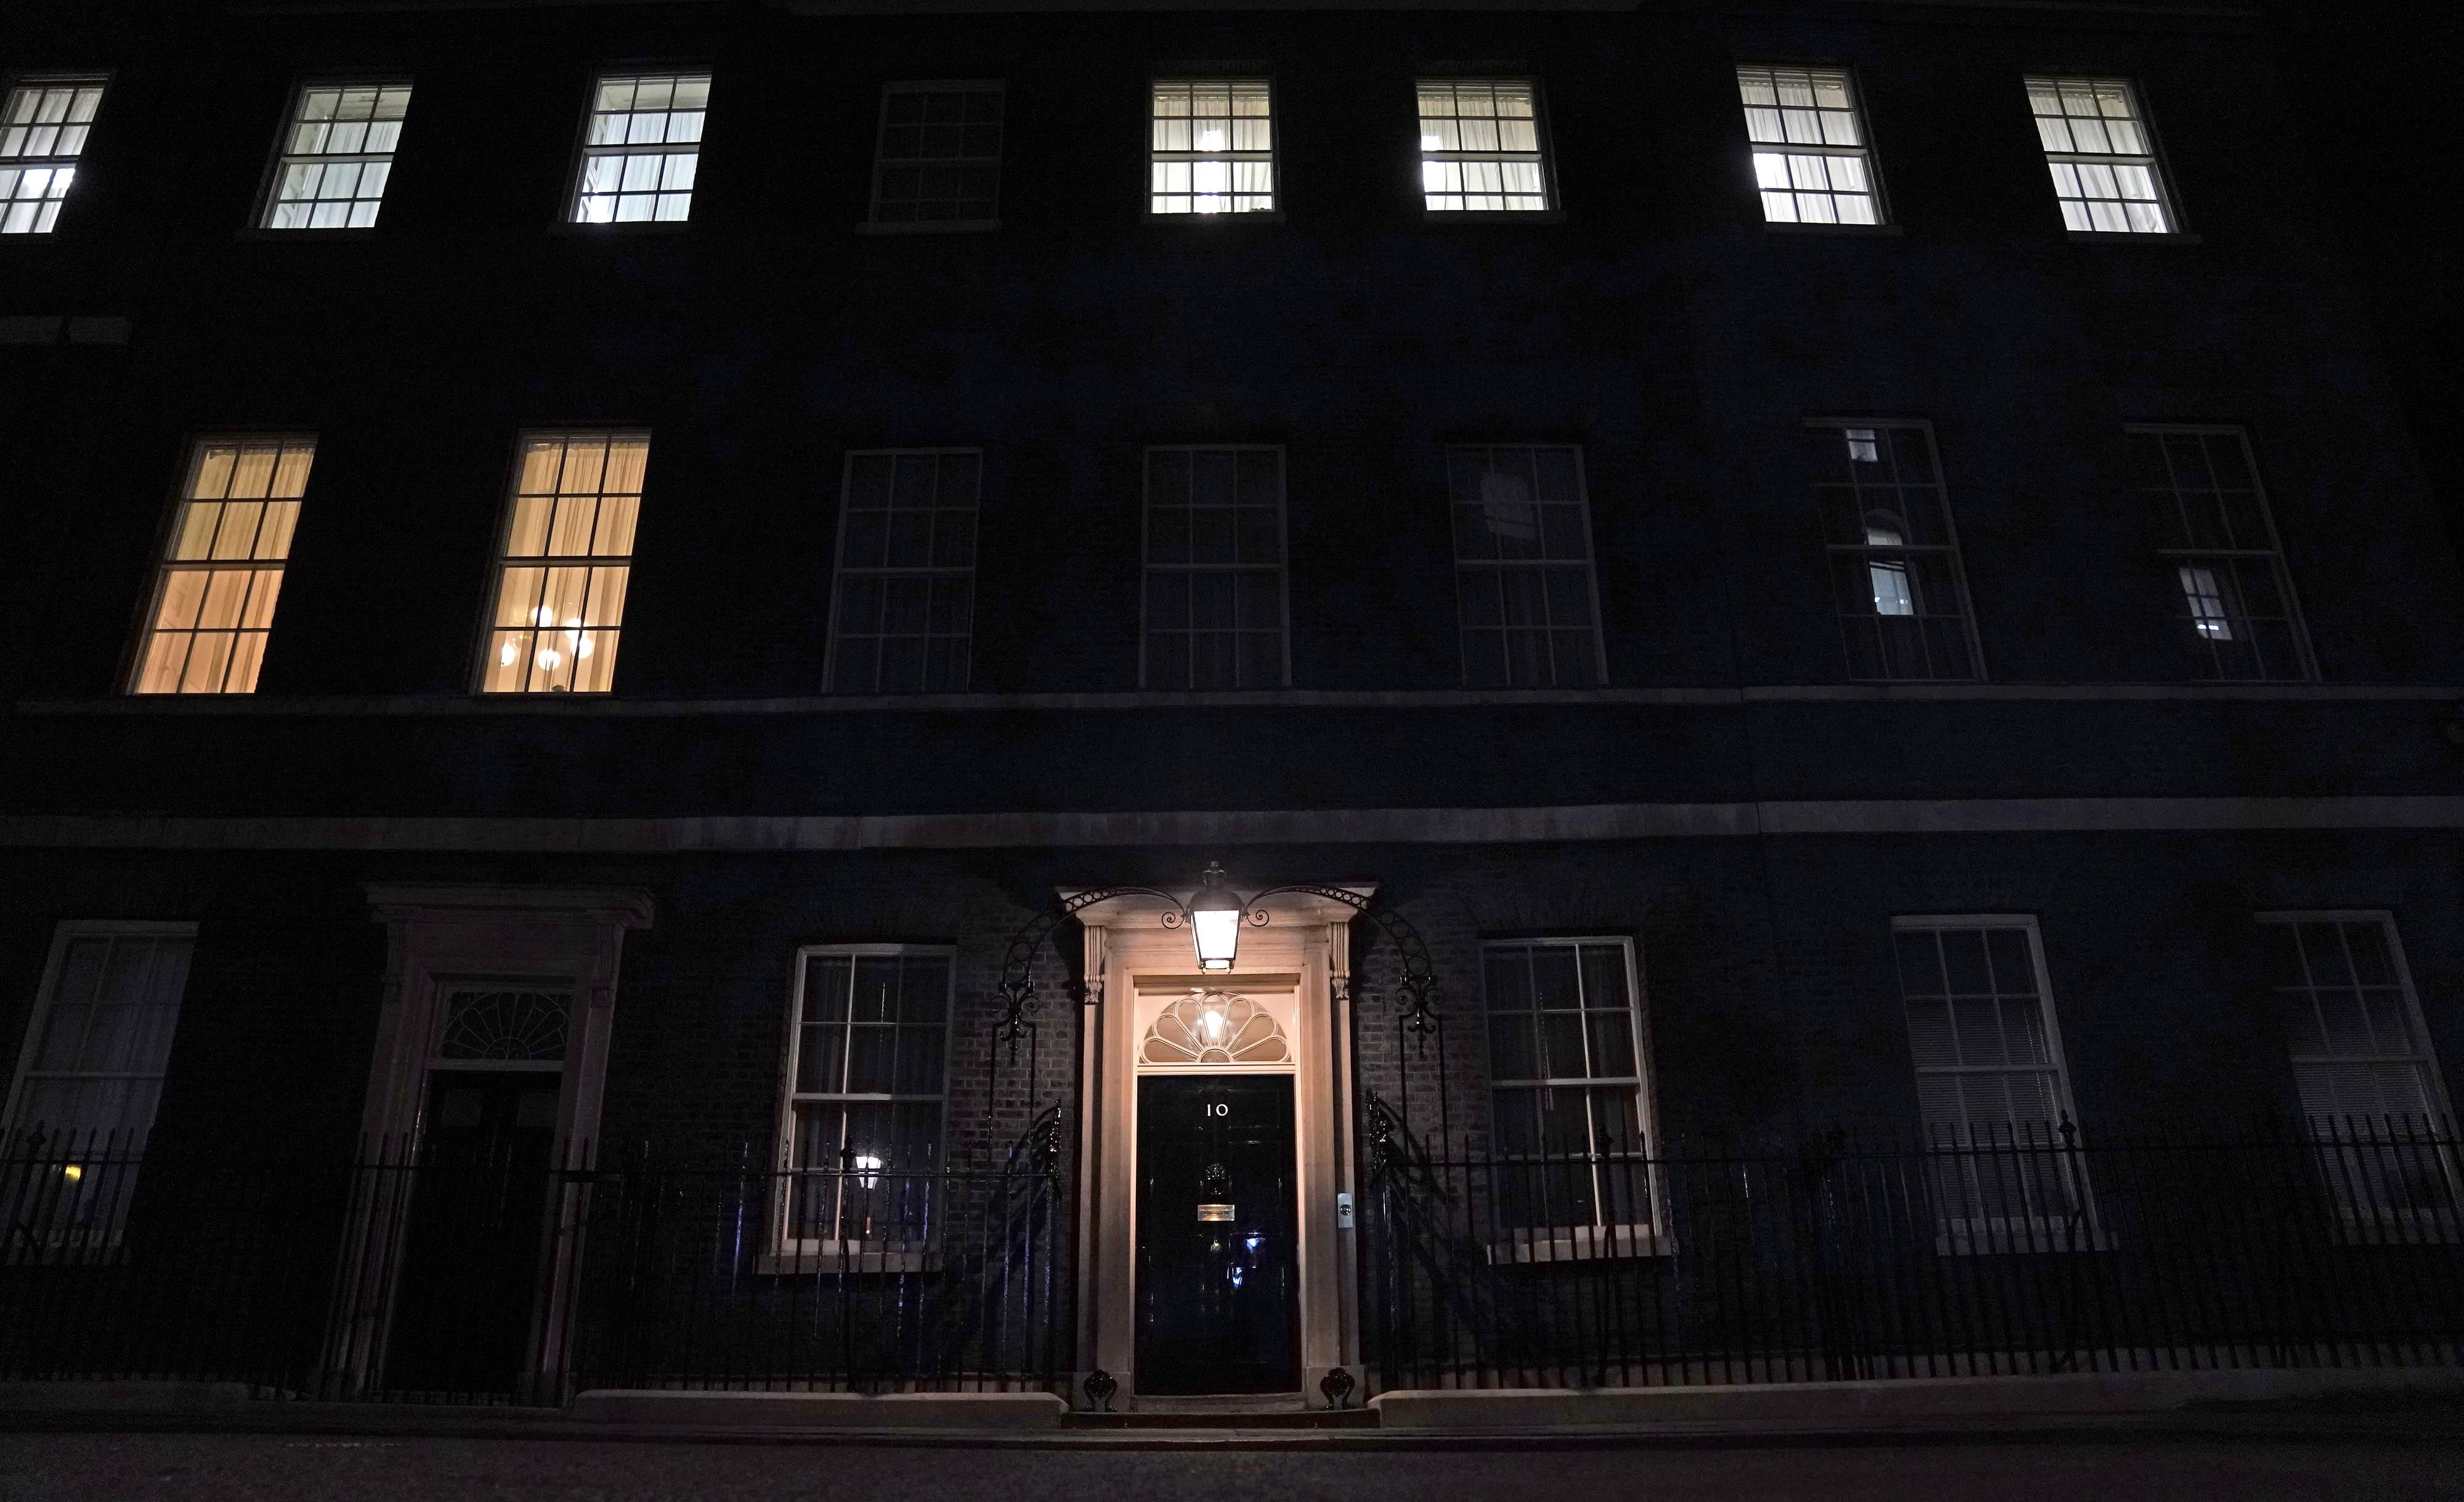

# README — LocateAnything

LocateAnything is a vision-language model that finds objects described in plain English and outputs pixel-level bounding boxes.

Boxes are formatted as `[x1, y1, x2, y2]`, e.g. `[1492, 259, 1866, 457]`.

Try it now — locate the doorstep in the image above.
[1369, 1367, 2464, 1431]
[568, 1389, 1069, 1429]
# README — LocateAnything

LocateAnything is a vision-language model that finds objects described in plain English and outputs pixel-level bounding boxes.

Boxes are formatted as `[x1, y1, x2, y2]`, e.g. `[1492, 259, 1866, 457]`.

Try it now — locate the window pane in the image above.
[782, 947, 953, 1244]
[1144, 448, 1286, 687]
[1448, 445, 1603, 685]
[2130, 428, 2309, 680]
[0, 80, 105, 235]
[573, 73, 708, 224]
[1419, 78, 1549, 212]
[1737, 67, 1880, 226]
[1485, 939, 1651, 1233]
[829, 451, 981, 693]
[130, 438, 315, 695]
[2024, 76, 2173, 235]
[262, 83, 410, 230]
[1149, 79, 1273, 215]
[9, 929, 192, 1153]
[481, 433, 646, 693]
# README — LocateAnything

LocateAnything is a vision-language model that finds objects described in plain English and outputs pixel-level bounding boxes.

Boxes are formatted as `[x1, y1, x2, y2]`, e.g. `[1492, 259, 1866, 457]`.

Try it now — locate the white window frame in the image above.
[257, 79, 413, 231]
[1736, 63, 1884, 227]
[2, 921, 197, 1259]
[127, 433, 317, 696]
[567, 69, 709, 225]
[1892, 915, 2099, 1254]
[476, 430, 649, 695]
[2, 921, 197, 1144]
[771, 943, 957, 1267]
[2126, 424, 2315, 683]
[824, 447, 983, 694]
[1148, 76, 1277, 217]
[0, 73, 107, 235]
[1416, 76, 1554, 217]
[866, 80, 1003, 232]
[2257, 911, 2461, 1237]
[1445, 442, 1610, 688]
[2023, 74, 2180, 237]
[1809, 418, 1985, 683]
[1479, 936, 1668, 1261]
[1139, 443, 1292, 690]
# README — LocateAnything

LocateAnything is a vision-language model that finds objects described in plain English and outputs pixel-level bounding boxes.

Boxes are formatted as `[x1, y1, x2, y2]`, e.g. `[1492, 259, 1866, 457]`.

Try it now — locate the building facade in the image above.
[2, 0, 2461, 1409]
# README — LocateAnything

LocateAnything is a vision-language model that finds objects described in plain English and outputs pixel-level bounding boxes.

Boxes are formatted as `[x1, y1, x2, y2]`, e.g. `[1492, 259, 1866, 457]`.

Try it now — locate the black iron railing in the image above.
[1361, 1104, 2464, 1392]
[0, 1113, 1069, 1405]
[575, 1118, 1068, 1395]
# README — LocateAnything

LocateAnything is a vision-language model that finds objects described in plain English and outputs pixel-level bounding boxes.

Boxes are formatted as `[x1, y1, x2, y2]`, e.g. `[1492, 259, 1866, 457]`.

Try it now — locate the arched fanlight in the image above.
[1186, 862, 1246, 972]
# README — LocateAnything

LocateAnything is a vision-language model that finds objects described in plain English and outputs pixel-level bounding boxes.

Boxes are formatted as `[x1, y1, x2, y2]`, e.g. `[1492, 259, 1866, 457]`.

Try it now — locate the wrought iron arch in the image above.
[984, 871, 1443, 1121]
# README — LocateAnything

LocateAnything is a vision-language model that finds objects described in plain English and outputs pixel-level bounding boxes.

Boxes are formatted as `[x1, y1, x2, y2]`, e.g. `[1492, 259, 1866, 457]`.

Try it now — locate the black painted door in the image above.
[1134, 1073, 1299, 1395]
[384, 1070, 561, 1395]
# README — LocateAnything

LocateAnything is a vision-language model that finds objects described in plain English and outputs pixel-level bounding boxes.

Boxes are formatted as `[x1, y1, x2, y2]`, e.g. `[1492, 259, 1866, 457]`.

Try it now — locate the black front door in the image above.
[384, 1069, 561, 1395]
[1135, 1073, 1299, 1395]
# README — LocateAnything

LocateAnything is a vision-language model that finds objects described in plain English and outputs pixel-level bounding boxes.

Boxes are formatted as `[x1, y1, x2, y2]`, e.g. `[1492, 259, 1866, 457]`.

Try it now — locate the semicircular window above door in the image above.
[1141, 989, 1289, 1066]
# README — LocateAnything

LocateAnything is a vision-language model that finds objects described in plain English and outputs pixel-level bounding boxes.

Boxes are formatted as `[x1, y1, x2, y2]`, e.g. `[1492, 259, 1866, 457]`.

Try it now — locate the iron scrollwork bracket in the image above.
[1233, 882, 1442, 1034]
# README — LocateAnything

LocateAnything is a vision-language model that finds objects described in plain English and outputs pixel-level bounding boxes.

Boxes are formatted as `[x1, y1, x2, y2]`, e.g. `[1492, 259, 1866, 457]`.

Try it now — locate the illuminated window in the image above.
[827, 449, 979, 693]
[1448, 445, 1604, 687]
[1418, 78, 1549, 213]
[1150, 78, 1274, 215]
[1812, 422, 1979, 680]
[262, 83, 410, 229]
[2128, 426, 2311, 680]
[0, 76, 105, 234]
[572, 72, 707, 224]
[870, 83, 1002, 227]
[778, 947, 953, 1249]
[1737, 65, 1878, 225]
[480, 432, 645, 693]
[2025, 76, 2175, 235]
[1895, 916, 2091, 1249]
[1143, 446, 1287, 688]
[1483, 939, 1657, 1237]
[131, 436, 315, 695]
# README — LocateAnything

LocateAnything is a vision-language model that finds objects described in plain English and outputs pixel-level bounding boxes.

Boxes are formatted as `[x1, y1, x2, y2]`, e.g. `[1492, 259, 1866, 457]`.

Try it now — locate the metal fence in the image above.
[14, 1110, 2464, 1406]
[0, 1114, 1068, 1404]
[1361, 1104, 2464, 1393]
[574, 1125, 1069, 1395]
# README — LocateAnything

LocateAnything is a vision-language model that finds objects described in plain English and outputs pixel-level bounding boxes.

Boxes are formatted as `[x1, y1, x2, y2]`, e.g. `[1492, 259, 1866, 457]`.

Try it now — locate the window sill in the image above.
[2331, 1209, 2463, 1246]
[1422, 209, 1564, 225]
[758, 1245, 938, 1275]
[1485, 1224, 1668, 1264]
[235, 226, 377, 241]
[1762, 220, 1902, 238]
[857, 219, 1001, 235]
[1934, 1222, 2110, 1256]
[2065, 230, 2201, 245]
[1143, 209, 1287, 225]
[551, 220, 692, 237]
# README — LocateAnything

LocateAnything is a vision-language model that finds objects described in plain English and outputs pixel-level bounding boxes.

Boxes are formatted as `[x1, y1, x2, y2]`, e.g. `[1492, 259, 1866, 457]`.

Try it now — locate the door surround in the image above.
[339, 884, 652, 1395]
[1071, 884, 1366, 1407]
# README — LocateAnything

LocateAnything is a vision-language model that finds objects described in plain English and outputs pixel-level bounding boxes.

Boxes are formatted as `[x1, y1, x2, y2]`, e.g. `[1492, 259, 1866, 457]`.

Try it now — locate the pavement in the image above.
[4, 1423, 2464, 1501]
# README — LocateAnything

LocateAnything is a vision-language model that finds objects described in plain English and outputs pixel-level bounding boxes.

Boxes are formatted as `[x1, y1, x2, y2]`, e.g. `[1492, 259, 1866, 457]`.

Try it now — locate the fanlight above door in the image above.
[1141, 990, 1289, 1067]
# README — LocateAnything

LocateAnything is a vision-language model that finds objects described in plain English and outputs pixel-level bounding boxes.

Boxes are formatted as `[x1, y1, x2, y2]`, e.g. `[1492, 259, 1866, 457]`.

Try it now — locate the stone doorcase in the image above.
[1070, 884, 1368, 1407]
[333, 884, 654, 1396]
[360, 885, 655, 1149]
